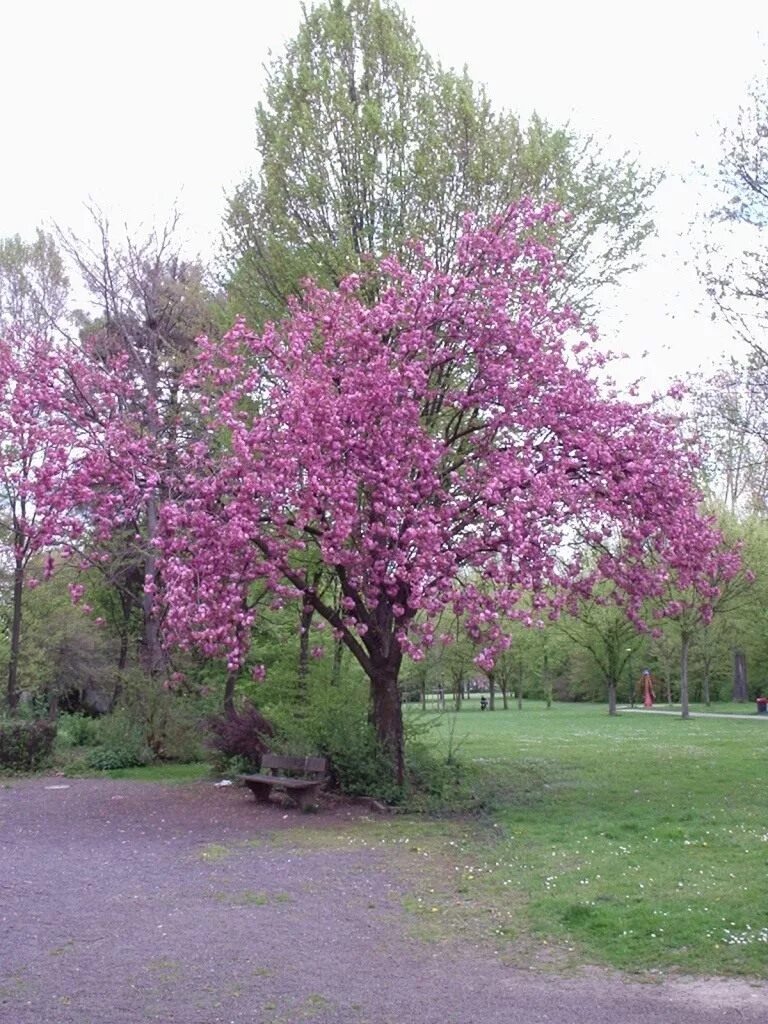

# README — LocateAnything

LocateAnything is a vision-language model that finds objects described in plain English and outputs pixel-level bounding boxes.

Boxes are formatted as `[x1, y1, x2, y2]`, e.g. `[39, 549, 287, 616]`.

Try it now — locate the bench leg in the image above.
[243, 780, 273, 803]
[291, 785, 321, 811]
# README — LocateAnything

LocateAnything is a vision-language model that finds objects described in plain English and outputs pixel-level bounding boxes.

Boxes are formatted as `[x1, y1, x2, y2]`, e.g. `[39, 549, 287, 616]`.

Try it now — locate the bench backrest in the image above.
[260, 754, 327, 778]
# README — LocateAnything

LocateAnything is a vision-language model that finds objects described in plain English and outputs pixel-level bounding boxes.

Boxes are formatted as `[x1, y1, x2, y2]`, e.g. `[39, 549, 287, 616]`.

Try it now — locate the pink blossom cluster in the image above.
[154, 201, 736, 673]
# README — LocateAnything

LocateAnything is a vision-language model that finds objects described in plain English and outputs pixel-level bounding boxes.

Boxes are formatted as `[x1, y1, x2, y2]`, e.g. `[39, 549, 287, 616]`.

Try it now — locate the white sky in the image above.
[1, 0, 766, 387]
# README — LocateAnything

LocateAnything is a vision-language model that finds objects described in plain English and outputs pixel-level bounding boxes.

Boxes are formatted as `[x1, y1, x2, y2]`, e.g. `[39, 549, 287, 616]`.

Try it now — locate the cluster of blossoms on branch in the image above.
[152, 201, 737, 674]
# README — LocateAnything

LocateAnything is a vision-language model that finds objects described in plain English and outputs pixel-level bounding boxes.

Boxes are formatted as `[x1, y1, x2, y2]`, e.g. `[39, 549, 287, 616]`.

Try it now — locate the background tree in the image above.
[701, 66, 768, 360]
[15, 559, 117, 717]
[0, 332, 74, 712]
[0, 230, 70, 335]
[556, 603, 639, 715]
[689, 359, 768, 516]
[55, 208, 221, 674]
[224, 0, 658, 327]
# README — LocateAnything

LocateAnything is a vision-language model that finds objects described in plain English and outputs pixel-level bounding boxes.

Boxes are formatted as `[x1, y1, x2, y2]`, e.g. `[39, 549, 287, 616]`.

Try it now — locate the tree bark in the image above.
[369, 655, 405, 788]
[223, 670, 237, 715]
[607, 680, 617, 716]
[140, 491, 164, 675]
[298, 602, 314, 689]
[332, 637, 344, 684]
[680, 636, 691, 719]
[452, 674, 463, 710]
[6, 553, 24, 714]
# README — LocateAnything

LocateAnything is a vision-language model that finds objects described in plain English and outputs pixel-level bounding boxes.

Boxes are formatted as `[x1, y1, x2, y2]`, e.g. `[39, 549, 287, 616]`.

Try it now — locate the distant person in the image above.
[639, 669, 656, 709]
[437, 685, 445, 709]
[480, 695, 488, 711]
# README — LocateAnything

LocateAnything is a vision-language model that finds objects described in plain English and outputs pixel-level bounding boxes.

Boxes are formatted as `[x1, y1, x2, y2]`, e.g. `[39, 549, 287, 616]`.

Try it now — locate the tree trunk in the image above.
[702, 670, 711, 707]
[332, 637, 344, 684]
[488, 671, 496, 710]
[298, 602, 313, 689]
[140, 491, 164, 675]
[733, 649, 748, 702]
[680, 636, 691, 720]
[607, 680, 617, 716]
[452, 675, 463, 710]
[369, 656, 404, 788]
[223, 670, 237, 715]
[117, 629, 129, 673]
[6, 554, 24, 714]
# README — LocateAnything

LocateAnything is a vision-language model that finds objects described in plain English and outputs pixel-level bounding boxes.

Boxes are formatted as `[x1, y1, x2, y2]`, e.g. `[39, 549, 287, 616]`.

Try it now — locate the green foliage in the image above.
[56, 712, 99, 748]
[86, 710, 153, 770]
[0, 228, 69, 333]
[556, 603, 641, 711]
[14, 561, 118, 715]
[86, 745, 146, 771]
[113, 671, 207, 763]
[263, 675, 467, 805]
[224, 0, 658, 327]
[80, 674, 208, 770]
[399, 736, 465, 811]
[267, 678, 402, 802]
[0, 718, 57, 771]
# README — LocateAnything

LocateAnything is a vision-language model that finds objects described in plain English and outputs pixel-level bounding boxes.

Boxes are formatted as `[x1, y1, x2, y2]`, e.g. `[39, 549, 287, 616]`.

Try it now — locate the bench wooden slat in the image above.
[240, 774, 321, 790]
[258, 754, 327, 778]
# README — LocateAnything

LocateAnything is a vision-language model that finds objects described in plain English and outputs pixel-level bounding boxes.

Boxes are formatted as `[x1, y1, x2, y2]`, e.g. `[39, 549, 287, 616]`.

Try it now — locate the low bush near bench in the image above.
[0, 719, 57, 771]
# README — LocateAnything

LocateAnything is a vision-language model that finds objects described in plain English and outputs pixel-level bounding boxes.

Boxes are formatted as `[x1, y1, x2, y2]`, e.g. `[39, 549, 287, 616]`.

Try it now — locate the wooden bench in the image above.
[238, 754, 328, 811]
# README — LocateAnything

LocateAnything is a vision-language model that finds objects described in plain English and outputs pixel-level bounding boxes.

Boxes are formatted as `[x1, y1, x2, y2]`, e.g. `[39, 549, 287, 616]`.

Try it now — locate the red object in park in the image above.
[641, 670, 656, 709]
[756, 697, 768, 714]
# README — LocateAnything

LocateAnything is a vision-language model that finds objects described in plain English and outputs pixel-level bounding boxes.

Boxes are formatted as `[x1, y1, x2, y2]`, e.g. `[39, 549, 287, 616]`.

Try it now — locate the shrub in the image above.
[119, 672, 203, 761]
[203, 703, 275, 773]
[57, 712, 99, 748]
[86, 710, 152, 771]
[0, 719, 57, 771]
[86, 746, 146, 771]
[400, 738, 466, 811]
[267, 679, 403, 803]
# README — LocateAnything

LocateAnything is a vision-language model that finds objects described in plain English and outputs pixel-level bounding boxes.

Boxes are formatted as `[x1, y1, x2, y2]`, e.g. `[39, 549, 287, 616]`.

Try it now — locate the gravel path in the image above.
[621, 708, 768, 720]
[1, 777, 765, 1023]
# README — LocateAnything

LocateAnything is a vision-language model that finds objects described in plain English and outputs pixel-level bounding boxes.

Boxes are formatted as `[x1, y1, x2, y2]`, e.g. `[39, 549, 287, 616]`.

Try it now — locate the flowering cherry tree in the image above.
[159, 202, 733, 784]
[1, 323, 172, 704]
[0, 331, 76, 710]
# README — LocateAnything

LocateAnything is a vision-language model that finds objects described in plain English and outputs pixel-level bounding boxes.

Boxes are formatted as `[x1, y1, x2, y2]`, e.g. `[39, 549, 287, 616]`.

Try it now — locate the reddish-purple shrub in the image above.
[204, 704, 274, 770]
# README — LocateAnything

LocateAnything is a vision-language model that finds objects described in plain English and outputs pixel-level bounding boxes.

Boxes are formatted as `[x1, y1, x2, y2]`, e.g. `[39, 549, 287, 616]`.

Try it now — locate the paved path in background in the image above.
[620, 707, 768, 720]
[1, 777, 765, 1024]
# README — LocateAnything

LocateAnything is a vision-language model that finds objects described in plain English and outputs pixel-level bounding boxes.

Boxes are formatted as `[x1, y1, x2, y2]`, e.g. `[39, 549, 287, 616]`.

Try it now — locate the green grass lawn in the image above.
[398, 702, 768, 977]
